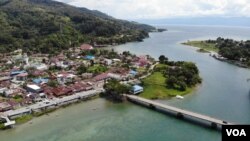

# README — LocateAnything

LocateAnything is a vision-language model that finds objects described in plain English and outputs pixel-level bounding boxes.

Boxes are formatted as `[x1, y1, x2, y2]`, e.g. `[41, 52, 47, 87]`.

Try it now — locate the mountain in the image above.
[0, 0, 155, 54]
[137, 17, 250, 27]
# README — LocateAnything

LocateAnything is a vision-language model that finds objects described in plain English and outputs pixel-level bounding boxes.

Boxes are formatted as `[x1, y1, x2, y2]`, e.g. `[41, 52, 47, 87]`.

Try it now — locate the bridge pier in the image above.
[176, 112, 184, 119]
[149, 104, 156, 110]
[211, 122, 218, 129]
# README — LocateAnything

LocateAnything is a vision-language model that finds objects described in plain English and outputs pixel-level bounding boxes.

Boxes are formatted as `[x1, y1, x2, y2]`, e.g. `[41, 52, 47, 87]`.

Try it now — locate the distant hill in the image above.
[0, 0, 155, 54]
[138, 17, 250, 27]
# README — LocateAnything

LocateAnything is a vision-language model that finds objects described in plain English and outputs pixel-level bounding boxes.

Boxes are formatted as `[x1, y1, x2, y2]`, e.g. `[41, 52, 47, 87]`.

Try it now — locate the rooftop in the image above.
[80, 44, 93, 50]
[27, 84, 41, 90]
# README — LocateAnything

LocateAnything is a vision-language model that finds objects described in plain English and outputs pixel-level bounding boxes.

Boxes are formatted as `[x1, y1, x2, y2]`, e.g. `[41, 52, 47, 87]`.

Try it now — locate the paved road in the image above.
[3, 89, 103, 117]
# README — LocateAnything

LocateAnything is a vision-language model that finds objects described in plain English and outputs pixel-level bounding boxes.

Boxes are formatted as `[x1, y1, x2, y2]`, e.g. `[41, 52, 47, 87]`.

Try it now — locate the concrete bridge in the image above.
[125, 94, 233, 130]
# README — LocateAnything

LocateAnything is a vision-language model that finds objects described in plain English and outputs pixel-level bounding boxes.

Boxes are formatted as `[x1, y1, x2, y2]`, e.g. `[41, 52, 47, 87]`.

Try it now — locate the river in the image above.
[0, 25, 250, 141]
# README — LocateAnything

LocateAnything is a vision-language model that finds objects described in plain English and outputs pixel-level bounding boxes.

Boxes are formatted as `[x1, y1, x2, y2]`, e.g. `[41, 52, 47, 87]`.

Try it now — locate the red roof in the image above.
[32, 70, 46, 77]
[16, 73, 28, 77]
[93, 73, 109, 82]
[42, 86, 54, 95]
[70, 82, 92, 92]
[80, 44, 93, 50]
[52, 86, 72, 97]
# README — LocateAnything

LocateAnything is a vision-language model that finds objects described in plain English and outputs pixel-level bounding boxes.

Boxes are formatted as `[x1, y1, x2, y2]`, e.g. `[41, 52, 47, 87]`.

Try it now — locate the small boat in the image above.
[176, 95, 184, 99]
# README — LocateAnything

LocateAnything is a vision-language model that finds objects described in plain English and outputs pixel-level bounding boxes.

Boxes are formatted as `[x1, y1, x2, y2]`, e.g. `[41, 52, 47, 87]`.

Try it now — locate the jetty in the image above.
[125, 94, 233, 129]
[0, 113, 16, 127]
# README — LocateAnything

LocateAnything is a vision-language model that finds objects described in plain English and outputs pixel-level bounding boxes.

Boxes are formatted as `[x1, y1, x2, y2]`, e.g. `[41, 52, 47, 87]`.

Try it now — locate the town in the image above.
[0, 44, 155, 129]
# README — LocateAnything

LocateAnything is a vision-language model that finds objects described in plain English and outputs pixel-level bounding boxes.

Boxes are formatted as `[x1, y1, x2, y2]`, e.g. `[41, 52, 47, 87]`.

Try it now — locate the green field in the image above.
[87, 64, 108, 74]
[182, 40, 219, 53]
[140, 72, 193, 99]
[15, 115, 33, 124]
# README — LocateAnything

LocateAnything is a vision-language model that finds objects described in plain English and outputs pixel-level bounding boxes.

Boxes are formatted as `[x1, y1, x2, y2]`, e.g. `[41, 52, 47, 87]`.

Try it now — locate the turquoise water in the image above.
[0, 25, 250, 141]
[0, 99, 220, 141]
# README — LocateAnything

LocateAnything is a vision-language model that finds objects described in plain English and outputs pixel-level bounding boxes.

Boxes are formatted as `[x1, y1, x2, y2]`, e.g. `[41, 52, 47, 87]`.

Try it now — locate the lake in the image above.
[0, 25, 250, 141]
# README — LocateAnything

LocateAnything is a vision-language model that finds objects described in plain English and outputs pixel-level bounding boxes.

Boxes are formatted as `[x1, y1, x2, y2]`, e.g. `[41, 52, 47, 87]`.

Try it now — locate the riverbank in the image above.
[140, 72, 195, 99]
[182, 40, 249, 68]
[181, 40, 218, 53]
[0, 90, 101, 130]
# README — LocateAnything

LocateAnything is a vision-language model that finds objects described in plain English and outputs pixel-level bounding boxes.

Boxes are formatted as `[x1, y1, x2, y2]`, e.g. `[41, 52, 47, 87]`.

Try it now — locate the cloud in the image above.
[55, 0, 250, 19]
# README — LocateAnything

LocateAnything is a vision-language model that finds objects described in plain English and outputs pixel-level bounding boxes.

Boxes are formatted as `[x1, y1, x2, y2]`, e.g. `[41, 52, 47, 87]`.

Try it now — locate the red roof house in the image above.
[80, 44, 93, 50]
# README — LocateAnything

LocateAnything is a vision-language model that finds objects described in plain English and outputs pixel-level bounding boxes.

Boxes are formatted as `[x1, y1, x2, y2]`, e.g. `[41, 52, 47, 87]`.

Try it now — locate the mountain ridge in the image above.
[0, 0, 155, 54]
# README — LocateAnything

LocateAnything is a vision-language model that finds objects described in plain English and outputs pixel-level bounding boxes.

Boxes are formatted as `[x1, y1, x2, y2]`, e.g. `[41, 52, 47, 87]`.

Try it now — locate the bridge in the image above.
[125, 94, 234, 129]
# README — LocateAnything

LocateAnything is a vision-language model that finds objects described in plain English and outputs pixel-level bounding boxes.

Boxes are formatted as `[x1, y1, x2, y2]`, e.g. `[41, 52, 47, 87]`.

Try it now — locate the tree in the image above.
[159, 55, 168, 64]
[166, 76, 177, 88]
[47, 80, 59, 88]
[77, 64, 87, 75]
[103, 79, 131, 102]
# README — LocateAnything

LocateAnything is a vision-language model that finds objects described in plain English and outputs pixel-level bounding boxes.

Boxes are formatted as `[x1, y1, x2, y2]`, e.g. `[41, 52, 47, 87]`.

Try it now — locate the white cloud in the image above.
[55, 0, 250, 19]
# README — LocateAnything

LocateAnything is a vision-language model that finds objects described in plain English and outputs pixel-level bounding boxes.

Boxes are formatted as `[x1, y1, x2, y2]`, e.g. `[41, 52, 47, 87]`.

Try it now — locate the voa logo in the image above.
[226, 129, 246, 136]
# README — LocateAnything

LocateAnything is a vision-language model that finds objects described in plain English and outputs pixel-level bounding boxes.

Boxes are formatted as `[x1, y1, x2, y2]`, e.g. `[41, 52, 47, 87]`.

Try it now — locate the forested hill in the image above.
[0, 0, 155, 54]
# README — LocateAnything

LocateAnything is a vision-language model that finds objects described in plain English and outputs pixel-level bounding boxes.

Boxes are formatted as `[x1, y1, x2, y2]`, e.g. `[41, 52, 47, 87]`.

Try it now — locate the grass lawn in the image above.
[137, 67, 147, 73]
[182, 40, 219, 53]
[0, 123, 5, 129]
[15, 115, 33, 124]
[140, 72, 194, 99]
[87, 64, 108, 74]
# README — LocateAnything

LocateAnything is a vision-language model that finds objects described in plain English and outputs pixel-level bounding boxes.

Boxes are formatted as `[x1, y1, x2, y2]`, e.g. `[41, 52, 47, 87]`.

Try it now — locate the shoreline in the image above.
[0, 90, 101, 130]
[181, 41, 249, 69]
[139, 63, 201, 100]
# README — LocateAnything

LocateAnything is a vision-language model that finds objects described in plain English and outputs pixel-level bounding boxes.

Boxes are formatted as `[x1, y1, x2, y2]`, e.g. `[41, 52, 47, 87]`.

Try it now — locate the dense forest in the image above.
[206, 37, 250, 66]
[0, 0, 155, 54]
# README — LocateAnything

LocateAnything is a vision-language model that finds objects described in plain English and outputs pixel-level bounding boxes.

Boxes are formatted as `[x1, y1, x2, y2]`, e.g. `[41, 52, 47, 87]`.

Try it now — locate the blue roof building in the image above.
[131, 85, 143, 94]
[33, 78, 49, 84]
[129, 70, 138, 76]
[84, 55, 95, 60]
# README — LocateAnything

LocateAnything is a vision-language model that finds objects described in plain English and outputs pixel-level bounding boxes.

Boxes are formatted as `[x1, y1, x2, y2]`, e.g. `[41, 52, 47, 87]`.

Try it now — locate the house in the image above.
[57, 73, 76, 85]
[3, 88, 24, 98]
[131, 85, 143, 94]
[0, 77, 11, 88]
[0, 87, 8, 94]
[33, 78, 49, 85]
[52, 86, 72, 97]
[0, 76, 11, 82]
[56, 61, 70, 68]
[107, 73, 122, 80]
[0, 102, 12, 112]
[15, 72, 28, 82]
[7, 100, 21, 110]
[31, 70, 47, 77]
[80, 44, 93, 50]
[26, 84, 42, 94]
[81, 73, 93, 79]
[42, 86, 54, 99]
[70, 82, 93, 93]
[104, 58, 112, 66]
[93, 73, 110, 82]
[10, 70, 27, 77]
[29, 63, 48, 71]
[112, 58, 121, 63]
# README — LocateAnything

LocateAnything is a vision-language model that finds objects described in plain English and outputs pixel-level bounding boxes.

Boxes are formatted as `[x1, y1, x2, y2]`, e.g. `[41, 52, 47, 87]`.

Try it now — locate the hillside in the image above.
[0, 0, 155, 54]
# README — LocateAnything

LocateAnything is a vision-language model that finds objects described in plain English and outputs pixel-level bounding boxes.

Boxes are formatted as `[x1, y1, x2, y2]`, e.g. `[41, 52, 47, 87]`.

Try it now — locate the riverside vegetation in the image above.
[182, 37, 250, 67]
[140, 55, 202, 99]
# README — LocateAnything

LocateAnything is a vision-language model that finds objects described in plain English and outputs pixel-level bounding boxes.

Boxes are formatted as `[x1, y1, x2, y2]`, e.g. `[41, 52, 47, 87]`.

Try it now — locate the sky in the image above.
[55, 0, 250, 20]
